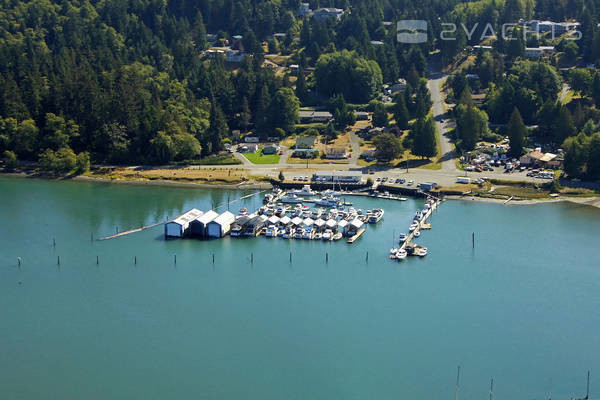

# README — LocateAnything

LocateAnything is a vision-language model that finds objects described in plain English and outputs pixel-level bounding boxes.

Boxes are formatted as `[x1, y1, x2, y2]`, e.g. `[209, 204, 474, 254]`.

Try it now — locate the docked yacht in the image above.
[395, 249, 408, 260]
[239, 208, 249, 216]
[280, 193, 304, 204]
[368, 208, 384, 223]
[291, 185, 315, 196]
[263, 193, 274, 203]
[302, 227, 314, 240]
[332, 232, 343, 241]
[230, 224, 243, 237]
[398, 233, 408, 242]
[316, 195, 340, 207]
[322, 229, 333, 240]
[265, 225, 278, 238]
[409, 222, 419, 231]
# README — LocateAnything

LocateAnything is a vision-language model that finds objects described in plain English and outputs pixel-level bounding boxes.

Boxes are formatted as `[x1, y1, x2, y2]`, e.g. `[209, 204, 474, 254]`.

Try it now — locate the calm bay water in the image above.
[1, 176, 600, 399]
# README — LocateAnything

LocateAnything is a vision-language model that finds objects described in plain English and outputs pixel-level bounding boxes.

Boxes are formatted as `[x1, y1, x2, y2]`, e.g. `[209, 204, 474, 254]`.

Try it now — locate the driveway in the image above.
[427, 60, 457, 172]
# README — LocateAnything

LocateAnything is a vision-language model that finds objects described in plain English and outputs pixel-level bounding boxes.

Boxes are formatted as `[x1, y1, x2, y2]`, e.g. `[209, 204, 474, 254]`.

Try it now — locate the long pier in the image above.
[400, 197, 441, 251]
[98, 221, 166, 241]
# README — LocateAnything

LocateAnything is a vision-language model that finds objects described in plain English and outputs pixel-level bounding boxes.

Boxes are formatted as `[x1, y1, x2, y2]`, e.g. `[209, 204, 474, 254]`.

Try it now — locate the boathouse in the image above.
[165, 209, 203, 238]
[190, 210, 219, 237]
[242, 215, 265, 236]
[207, 211, 235, 238]
[345, 219, 364, 236]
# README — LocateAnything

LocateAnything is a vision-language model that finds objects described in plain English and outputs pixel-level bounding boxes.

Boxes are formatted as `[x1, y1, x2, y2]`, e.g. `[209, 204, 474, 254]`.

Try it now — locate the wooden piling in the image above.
[472, 232, 475, 249]
[96, 256, 99, 265]
[212, 253, 215, 264]
[366, 251, 369, 262]
[251, 253, 254, 263]
[17, 257, 21, 267]
[134, 256, 137, 265]
[326, 252, 328, 263]
[57, 256, 60, 265]
[53, 237, 56, 247]
[174, 254, 177, 264]
[289, 251, 292, 263]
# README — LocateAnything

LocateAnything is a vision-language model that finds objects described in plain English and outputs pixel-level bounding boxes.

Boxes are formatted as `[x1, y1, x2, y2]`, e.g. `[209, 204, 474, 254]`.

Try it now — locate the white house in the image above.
[165, 209, 204, 238]
[313, 8, 344, 22]
[207, 211, 236, 238]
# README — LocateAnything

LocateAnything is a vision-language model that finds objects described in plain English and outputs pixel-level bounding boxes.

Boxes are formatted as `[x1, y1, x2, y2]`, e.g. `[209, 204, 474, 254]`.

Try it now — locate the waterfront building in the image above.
[190, 210, 219, 237]
[165, 209, 204, 238]
[207, 211, 236, 238]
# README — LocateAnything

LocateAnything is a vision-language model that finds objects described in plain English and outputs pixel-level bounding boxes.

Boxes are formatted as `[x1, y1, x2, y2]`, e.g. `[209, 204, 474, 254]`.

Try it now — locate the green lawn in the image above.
[243, 151, 280, 164]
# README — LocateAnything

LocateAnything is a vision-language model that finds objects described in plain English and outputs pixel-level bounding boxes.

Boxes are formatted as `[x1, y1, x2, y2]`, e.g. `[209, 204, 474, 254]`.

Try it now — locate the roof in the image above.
[291, 217, 303, 225]
[350, 218, 364, 229]
[525, 151, 545, 160]
[303, 218, 315, 226]
[234, 215, 252, 225]
[314, 170, 362, 177]
[299, 110, 333, 119]
[337, 220, 349, 228]
[314, 218, 326, 227]
[210, 211, 235, 225]
[195, 210, 219, 224]
[540, 153, 557, 162]
[326, 147, 346, 155]
[326, 219, 337, 228]
[268, 216, 280, 224]
[295, 136, 317, 149]
[280, 216, 291, 225]
[172, 208, 203, 225]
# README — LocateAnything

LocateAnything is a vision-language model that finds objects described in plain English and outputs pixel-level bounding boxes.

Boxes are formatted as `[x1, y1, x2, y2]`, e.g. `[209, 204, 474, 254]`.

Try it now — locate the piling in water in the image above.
[96, 256, 99, 265]
[134, 256, 137, 265]
[326, 252, 328, 263]
[57, 256, 60, 265]
[289, 251, 292, 263]
[251, 253, 253, 263]
[212, 253, 215, 264]
[174, 254, 177, 264]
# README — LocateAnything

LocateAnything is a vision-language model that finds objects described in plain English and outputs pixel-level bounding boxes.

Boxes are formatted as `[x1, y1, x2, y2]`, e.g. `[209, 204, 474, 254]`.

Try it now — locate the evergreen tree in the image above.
[371, 101, 388, 127]
[412, 116, 437, 159]
[507, 108, 527, 158]
[393, 95, 410, 130]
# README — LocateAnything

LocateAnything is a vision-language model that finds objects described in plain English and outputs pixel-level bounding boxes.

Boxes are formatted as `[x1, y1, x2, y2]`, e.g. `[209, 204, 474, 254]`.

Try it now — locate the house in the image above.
[295, 136, 317, 149]
[206, 49, 225, 58]
[325, 147, 347, 159]
[519, 151, 545, 166]
[388, 78, 407, 94]
[241, 144, 258, 153]
[361, 148, 377, 161]
[298, 2, 312, 16]
[189, 210, 219, 237]
[312, 171, 363, 183]
[207, 211, 235, 238]
[299, 110, 333, 123]
[313, 8, 344, 22]
[226, 49, 245, 62]
[262, 144, 280, 155]
[354, 111, 369, 120]
[472, 45, 493, 52]
[527, 20, 580, 35]
[370, 40, 384, 46]
[244, 136, 259, 143]
[165, 209, 204, 238]
[524, 46, 555, 58]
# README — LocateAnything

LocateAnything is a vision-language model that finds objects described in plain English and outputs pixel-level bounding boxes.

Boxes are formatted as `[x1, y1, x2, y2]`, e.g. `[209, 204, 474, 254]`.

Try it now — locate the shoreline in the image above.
[3, 170, 600, 209]
[444, 194, 600, 209]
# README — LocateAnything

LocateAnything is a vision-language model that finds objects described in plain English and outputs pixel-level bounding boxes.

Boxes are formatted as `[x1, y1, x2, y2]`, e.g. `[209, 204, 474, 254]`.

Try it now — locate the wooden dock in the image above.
[400, 198, 440, 251]
[347, 228, 366, 243]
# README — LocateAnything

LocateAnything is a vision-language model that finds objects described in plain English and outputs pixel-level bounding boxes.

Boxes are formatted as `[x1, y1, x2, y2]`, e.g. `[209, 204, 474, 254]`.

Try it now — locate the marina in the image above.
[2, 176, 600, 400]
[161, 186, 387, 247]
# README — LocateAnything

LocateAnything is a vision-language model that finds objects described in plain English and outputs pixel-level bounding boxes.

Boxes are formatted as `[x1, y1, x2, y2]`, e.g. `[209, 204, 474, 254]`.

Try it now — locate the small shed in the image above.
[165, 209, 203, 238]
[207, 211, 235, 238]
[190, 210, 219, 237]
[345, 219, 364, 236]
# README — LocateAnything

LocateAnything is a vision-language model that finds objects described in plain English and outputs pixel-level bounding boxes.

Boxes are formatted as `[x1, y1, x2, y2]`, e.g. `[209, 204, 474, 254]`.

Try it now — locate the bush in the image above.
[39, 147, 77, 173]
[278, 171, 285, 181]
[366, 177, 373, 186]
[76, 152, 90, 173]
[3, 150, 18, 170]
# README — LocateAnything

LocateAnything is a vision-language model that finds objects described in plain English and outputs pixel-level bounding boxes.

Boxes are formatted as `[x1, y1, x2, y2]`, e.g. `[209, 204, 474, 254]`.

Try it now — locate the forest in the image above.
[1, 0, 600, 178]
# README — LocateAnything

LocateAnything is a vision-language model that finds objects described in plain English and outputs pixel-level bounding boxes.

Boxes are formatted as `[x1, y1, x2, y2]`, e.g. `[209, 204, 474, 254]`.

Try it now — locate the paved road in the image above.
[427, 66, 457, 172]
[349, 131, 360, 166]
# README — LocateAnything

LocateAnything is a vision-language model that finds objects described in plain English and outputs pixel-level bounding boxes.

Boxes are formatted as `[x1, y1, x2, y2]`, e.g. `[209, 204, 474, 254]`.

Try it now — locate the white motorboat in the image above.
[332, 232, 343, 241]
[265, 225, 278, 237]
[323, 189, 341, 196]
[414, 230, 420, 237]
[239, 208, 249, 216]
[230, 224, 243, 237]
[368, 208, 384, 223]
[263, 193, 273, 203]
[322, 229, 332, 240]
[395, 249, 408, 260]
[409, 222, 419, 231]
[316, 195, 340, 207]
[398, 233, 408, 242]
[280, 194, 304, 203]
[314, 232, 322, 240]
[417, 247, 428, 257]
[292, 185, 315, 196]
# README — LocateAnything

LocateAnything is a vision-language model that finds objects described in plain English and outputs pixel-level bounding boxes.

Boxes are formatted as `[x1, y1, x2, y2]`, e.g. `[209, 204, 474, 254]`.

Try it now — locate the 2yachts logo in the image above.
[397, 20, 428, 43]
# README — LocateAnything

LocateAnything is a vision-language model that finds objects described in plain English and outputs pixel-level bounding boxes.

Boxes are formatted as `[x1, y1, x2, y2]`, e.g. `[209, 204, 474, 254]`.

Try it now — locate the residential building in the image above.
[262, 144, 280, 155]
[298, 3, 312, 17]
[313, 8, 344, 22]
[299, 110, 333, 123]
[325, 147, 347, 159]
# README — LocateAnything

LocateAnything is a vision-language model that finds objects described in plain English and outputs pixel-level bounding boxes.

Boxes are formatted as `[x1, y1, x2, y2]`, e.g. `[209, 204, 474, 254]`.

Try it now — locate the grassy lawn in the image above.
[86, 167, 258, 184]
[243, 151, 280, 164]
[287, 157, 348, 164]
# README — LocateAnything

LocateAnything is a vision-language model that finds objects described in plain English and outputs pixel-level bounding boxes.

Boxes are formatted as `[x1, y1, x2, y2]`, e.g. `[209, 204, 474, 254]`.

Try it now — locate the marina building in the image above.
[207, 211, 236, 238]
[165, 209, 204, 238]
[190, 210, 219, 237]
[312, 171, 363, 183]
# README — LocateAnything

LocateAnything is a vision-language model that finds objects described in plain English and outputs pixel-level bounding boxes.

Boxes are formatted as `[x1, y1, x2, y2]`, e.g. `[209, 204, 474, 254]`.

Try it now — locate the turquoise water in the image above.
[1, 176, 599, 399]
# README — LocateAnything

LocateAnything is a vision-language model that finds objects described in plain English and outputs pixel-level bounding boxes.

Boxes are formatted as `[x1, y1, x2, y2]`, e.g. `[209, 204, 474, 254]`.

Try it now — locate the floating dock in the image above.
[400, 197, 441, 252]
[347, 228, 366, 244]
